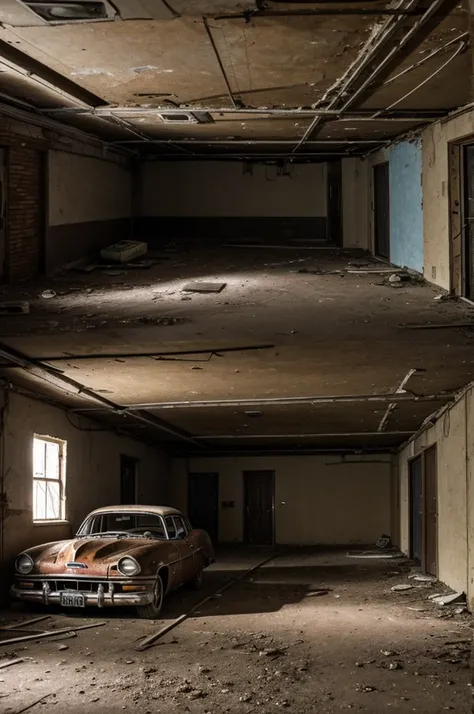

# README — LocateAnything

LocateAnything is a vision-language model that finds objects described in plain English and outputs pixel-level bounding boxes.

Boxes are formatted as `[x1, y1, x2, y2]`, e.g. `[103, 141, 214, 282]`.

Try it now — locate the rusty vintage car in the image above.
[11, 505, 215, 619]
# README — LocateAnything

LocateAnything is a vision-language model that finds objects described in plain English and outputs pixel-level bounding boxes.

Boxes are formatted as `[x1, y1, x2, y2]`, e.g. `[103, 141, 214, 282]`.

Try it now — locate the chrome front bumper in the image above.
[11, 582, 155, 608]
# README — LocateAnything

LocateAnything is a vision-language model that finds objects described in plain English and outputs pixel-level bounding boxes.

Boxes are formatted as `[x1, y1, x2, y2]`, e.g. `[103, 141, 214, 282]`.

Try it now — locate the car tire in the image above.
[136, 573, 164, 620]
[188, 569, 203, 590]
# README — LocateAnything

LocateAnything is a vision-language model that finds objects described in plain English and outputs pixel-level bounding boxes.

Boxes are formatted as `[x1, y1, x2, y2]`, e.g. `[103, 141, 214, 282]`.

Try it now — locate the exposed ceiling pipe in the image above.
[108, 113, 195, 155]
[0, 342, 203, 448]
[370, 39, 467, 120]
[214, 7, 427, 17]
[46, 106, 445, 119]
[72, 391, 455, 413]
[195, 431, 414, 440]
[292, 0, 421, 151]
[339, 0, 466, 112]
[111, 139, 389, 145]
[381, 31, 469, 87]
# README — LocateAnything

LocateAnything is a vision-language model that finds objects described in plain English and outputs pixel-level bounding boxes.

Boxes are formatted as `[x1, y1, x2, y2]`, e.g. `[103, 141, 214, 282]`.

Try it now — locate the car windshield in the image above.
[77, 512, 167, 539]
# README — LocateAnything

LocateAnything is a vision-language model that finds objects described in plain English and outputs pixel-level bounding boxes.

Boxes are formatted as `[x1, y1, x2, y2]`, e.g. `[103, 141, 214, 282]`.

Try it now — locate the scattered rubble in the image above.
[391, 584, 414, 592]
[430, 592, 466, 607]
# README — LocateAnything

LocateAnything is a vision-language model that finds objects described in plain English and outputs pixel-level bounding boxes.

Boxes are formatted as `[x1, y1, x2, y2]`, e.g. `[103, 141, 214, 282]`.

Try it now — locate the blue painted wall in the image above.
[388, 140, 423, 273]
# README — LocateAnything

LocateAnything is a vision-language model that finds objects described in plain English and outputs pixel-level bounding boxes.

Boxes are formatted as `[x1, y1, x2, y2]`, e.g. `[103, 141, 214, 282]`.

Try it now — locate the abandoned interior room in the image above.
[0, 0, 474, 712]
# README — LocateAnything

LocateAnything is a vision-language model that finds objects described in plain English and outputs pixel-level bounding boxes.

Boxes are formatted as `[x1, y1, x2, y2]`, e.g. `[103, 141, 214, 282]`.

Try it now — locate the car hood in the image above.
[23, 536, 167, 570]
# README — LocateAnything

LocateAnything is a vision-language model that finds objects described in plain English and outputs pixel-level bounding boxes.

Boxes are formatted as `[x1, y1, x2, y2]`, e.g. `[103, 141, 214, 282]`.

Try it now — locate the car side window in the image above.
[173, 516, 188, 539]
[165, 516, 177, 539]
[184, 517, 192, 532]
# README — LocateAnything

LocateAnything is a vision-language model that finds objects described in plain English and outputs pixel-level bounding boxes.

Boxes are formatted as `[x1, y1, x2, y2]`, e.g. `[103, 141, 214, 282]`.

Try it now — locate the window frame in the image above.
[33, 434, 67, 523]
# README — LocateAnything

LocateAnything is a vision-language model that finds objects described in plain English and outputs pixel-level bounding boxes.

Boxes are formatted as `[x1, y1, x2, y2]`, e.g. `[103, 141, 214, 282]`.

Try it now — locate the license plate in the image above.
[60, 592, 85, 608]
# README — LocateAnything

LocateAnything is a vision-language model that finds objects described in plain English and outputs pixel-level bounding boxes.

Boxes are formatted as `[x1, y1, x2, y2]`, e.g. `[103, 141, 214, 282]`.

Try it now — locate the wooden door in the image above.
[327, 160, 342, 245]
[120, 455, 138, 504]
[409, 456, 423, 565]
[374, 162, 390, 259]
[424, 446, 438, 576]
[0, 149, 6, 282]
[244, 471, 274, 546]
[188, 473, 219, 543]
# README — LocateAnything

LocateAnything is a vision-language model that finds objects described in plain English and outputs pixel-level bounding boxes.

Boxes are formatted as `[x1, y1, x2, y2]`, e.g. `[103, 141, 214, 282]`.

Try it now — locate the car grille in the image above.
[22, 580, 124, 593]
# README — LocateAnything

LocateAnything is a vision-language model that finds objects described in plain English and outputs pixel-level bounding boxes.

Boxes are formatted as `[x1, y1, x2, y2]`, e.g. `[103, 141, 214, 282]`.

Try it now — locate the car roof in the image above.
[87, 505, 183, 518]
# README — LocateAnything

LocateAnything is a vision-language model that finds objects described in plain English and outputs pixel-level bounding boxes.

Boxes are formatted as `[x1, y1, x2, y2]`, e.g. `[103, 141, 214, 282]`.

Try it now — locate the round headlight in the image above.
[117, 557, 141, 577]
[15, 554, 33, 575]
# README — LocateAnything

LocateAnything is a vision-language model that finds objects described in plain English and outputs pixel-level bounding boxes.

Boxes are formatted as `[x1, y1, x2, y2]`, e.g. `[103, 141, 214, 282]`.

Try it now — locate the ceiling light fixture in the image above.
[24, 1, 113, 22]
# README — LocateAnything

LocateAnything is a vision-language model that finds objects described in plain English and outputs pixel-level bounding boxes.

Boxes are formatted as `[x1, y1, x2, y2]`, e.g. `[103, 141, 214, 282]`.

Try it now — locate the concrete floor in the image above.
[2, 246, 474, 450]
[0, 550, 471, 713]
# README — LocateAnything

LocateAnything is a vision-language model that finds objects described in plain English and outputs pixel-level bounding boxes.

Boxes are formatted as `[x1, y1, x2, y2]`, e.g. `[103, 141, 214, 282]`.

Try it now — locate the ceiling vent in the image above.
[23, 1, 116, 22]
[158, 112, 213, 125]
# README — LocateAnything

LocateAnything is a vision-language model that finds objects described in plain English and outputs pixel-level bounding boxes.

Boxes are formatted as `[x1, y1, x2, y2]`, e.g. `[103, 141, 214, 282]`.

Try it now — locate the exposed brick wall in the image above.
[6, 145, 43, 281]
[0, 118, 45, 282]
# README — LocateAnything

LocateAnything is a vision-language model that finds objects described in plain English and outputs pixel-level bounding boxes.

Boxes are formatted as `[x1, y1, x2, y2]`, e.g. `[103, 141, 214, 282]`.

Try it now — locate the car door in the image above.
[164, 515, 194, 584]
[186, 518, 209, 573]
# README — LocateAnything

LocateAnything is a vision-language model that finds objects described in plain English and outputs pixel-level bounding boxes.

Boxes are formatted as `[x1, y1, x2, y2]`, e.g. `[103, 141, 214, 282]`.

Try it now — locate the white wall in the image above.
[342, 157, 370, 249]
[398, 386, 474, 605]
[49, 151, 132, 226]
[1, 391, 169, 567]
[139, 161, 327, 217]
[171, 455, 391, 545]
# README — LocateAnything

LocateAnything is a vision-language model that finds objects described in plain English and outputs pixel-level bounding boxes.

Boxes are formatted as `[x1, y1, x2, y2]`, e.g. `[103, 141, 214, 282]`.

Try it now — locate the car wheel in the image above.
[136, 573, 164, 620]
[188, 569, 203, 590]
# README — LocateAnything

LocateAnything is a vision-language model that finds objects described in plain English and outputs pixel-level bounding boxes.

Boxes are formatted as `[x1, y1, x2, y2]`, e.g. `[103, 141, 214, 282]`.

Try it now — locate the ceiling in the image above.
[0, 0, 470, 159]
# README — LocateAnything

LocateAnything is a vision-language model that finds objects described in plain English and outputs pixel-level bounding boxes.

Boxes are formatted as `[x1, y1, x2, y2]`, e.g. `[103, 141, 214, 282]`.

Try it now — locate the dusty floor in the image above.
[0, 550, 471, 713]
[2, 245, 474, 450]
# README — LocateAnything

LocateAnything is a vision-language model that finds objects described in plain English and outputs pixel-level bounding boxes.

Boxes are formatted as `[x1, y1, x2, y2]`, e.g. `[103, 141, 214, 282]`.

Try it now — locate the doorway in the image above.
[409, 456, 423, 565]
[423, 446, 438, 576]
[0, 149, 6, 282]
[373, 162, 390, 259]
[243, 471, 274, 546]
[327, 159, 342, 245]
[463, 144, 474, 298]
[120, 455, 138, 504]
[187, 472, 219, 543]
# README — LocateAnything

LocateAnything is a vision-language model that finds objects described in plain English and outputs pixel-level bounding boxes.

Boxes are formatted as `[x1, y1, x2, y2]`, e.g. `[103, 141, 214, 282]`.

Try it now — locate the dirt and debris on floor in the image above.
[0, 550, 471, 713]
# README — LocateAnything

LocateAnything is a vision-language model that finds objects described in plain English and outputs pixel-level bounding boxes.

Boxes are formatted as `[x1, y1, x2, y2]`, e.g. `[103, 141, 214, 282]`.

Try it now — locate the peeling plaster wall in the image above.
[47, 151, 132, 271]
[389, 140, 423, 273]
[0, 391, 169, 595]
[359, 141, 423, 273]
[139, 161, 329, 242]
[398, 386, 474, 606]
[422, 110, 474, 291]
[171, 455, 391, 545]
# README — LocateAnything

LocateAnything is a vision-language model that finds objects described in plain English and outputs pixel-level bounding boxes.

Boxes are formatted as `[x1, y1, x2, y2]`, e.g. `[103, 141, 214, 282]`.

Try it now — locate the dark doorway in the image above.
[0, 149, 6, 282]
[373, 162, 390, 259]
[120, 455, 138, 504]
[423, 446, 438, 576]
[243, 471, 274, 546]
[327, 159, 342, 245]
[463, 144, 474, 298]
[409, 456, 423, 565]
[188, 472, 219, 543]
